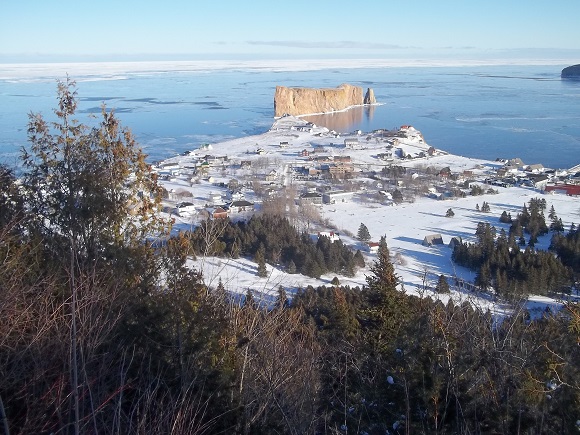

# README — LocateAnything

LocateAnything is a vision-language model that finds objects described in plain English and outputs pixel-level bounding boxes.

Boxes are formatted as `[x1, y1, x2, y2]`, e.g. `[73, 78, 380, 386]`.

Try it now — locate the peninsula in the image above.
[561, 64, 580, 78]
[274, 83, 375, 117]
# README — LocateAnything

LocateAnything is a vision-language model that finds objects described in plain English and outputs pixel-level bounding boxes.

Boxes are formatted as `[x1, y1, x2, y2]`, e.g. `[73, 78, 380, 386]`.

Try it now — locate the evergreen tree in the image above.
[435, 274, 450, 293]
[22, 78, 167, 263]
[499, 210, 512, 223]
[392, 189, 404, 203]
[353, 249, 365, 268]
[445, 208, 455, 218]
[363, 235, 409, 344]
[287, 259, 297, 274]
[0, 165, 24, 232]
[255, 250, 268, 277]
[357, 223, 371, 241]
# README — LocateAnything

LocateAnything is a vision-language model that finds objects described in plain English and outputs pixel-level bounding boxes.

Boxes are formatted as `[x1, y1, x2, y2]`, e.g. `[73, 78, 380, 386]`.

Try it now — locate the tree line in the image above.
[187, 215, 365, 278]
[451, 198, 578, 299]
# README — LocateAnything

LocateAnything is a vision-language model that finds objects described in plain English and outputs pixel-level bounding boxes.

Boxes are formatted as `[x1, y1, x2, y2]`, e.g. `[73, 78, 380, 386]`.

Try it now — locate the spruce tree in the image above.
[255, 250, 268, 277]
[354, 249, 365, 268]
[357, 223, 371, 241]
[435, 274, 450, 293]
[364, 236, 408, 344]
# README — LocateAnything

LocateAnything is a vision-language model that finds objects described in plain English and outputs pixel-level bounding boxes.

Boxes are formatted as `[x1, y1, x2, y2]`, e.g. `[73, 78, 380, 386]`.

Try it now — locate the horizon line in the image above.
[0, 58, 575, 81]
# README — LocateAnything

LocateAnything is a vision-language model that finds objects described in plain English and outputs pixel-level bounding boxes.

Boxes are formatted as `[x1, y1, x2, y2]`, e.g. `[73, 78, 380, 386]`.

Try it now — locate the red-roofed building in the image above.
[544, 184, 580, 196]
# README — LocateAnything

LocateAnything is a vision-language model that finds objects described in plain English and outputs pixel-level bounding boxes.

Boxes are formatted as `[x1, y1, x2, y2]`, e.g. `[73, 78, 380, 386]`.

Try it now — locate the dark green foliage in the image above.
[471, 184, 485, 196]
[0, 165, 24, 232]
[445, 208, 455, 217]
[357, 222, 371, 241]
[436, 274, 450, 293]
[550, 225, 580, 274]
[499, 210, 512, 223]
[453, 206, 574, 298]
[256, 253, 268, 277]
[381, 164, 406, 178]
[353, 249, 365, 268]
[189, 214, 361, 278]
[392, 188, 404, 203]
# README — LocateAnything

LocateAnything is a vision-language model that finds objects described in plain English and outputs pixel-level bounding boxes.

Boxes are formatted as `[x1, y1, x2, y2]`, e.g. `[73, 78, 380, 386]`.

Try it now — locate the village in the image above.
[152, 114, 580, 308]
[156, 114, 579, 230]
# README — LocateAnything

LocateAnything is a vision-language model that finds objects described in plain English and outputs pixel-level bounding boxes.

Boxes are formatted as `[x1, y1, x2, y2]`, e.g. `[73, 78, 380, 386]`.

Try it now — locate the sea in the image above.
[1, 63, 579, 170]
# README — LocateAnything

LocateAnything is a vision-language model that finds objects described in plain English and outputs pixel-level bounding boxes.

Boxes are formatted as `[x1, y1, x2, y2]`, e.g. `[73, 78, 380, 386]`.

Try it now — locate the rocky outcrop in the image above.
[561, 64, 580, 79]
[364, 87, 376, 105]
[274, 83, 373, 117]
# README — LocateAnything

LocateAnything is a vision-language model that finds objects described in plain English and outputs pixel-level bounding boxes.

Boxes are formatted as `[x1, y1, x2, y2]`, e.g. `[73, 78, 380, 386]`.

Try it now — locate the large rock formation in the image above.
[364, 87, 376, 105]
[561, 64, 580, 79]
[274, 83, 374, 117]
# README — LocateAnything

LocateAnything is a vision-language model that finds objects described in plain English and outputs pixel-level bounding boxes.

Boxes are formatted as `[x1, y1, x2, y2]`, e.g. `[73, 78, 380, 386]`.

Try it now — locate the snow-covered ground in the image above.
[158, 116, 580, 317]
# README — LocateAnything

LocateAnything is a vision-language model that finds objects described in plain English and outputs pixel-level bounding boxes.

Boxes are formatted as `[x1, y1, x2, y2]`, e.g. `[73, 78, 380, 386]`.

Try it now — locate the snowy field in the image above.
[158, 116, 580, 317]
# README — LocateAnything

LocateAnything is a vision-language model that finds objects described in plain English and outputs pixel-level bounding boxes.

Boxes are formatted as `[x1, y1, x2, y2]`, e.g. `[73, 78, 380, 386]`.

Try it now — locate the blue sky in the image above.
[2, 0, 580, 62]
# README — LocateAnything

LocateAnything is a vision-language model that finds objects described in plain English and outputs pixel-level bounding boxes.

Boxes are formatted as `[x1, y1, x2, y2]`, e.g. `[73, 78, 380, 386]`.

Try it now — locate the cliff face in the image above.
[274, 83, 369, 117]
[364, 88, 376, 105]
[561, 64, 580, 78]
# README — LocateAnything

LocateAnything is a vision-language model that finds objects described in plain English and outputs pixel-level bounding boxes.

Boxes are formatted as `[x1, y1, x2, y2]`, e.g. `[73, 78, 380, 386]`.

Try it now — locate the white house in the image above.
[176, 202, 196, 216]
[322, 190, 354, 204]
[344, 138, 361, 149]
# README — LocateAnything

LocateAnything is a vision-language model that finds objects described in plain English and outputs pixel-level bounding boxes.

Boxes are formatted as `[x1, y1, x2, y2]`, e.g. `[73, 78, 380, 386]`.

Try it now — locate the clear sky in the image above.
[2, 0, 580, 63]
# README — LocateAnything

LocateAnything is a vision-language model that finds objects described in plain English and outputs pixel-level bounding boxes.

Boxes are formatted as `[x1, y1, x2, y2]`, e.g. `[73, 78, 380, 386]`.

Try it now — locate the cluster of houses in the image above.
[487, 158, 580, 194]
[158, 121, 580, 234]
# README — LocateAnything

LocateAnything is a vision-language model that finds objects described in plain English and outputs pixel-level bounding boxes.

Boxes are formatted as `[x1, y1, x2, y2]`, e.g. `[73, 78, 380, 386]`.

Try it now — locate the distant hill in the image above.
[561, 64, 580, 78]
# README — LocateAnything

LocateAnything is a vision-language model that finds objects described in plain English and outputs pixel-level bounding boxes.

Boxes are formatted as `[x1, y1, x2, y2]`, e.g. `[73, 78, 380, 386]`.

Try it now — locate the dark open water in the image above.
[1, 64, 579, 169]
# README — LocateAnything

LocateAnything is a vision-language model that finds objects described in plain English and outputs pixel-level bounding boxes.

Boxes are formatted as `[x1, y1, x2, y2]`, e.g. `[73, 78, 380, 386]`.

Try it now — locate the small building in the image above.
[240, 160, 252, 169]
[279, 141, 289, 148]
[209, 193, 222, 204]
[544, 184, 580, 196]
[526, 163, 544, 173]
[300, 149, 311, 157]
[265, 170, 278, 182]
[299, 192, 323, 205]
[528, 174, 550, 189]
[228, 200, 254, 213]
[365, 242, 380, 253]
[422, 234, 444, 247]
[209, 207, 228, 219]
[176, 201, 196, 216]
[322, 190, 354, 204]
[344, 138, 360, 149]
